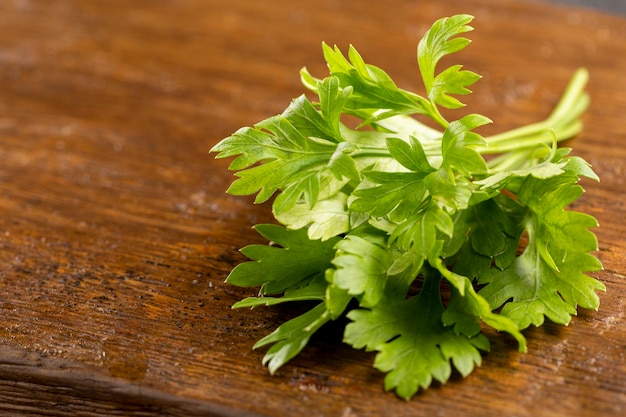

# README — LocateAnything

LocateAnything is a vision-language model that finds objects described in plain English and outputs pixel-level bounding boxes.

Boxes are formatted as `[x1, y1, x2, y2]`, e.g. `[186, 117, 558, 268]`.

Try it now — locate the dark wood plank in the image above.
[0, 0, 624, 416]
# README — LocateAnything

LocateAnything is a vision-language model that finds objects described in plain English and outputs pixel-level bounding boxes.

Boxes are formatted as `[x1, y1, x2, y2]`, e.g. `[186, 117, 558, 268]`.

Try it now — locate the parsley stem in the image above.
[480, 68, 589, 152]
[486, 148, 533, 172]
[351, 148, 394, 158]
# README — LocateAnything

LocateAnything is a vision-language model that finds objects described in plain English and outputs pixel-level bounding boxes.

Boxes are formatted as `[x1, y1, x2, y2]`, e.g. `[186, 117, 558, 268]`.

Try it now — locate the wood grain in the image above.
[0, 0, 624, 416]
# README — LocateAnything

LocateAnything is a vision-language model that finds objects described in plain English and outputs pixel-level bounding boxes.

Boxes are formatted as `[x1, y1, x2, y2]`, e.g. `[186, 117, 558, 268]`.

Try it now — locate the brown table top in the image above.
[0, 0, 624, 416]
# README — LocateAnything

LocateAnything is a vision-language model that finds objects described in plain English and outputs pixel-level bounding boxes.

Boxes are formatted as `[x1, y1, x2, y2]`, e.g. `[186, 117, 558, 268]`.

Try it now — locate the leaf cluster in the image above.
[210, 14, 603, 399]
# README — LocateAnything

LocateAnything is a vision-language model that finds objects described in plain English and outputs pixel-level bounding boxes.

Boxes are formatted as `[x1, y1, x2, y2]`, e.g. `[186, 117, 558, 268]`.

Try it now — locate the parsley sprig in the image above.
[211, 14, 604, 399]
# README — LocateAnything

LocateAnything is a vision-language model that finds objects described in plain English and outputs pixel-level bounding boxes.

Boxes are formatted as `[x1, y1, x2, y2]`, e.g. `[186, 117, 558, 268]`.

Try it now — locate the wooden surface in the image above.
[0, 0, 624, 416]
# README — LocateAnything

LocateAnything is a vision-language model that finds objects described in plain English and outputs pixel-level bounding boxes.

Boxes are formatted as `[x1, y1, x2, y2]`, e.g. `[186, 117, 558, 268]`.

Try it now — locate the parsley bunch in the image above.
[211, 14, 604, 399]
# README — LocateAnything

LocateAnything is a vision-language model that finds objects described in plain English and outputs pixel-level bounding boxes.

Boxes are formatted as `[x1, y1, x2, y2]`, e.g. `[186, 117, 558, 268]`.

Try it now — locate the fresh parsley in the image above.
[211, 14, 604, 399]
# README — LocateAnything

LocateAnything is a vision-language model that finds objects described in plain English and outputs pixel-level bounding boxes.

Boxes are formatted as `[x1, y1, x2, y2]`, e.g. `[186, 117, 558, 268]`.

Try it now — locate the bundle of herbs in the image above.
[210, 14, 604, 399]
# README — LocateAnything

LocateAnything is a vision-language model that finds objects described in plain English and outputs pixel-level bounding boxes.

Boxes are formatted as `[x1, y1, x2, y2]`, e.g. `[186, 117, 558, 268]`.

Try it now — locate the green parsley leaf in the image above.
[417, 14, 479, 110]
[254, 303, 331, 375]
[344, 271, 489, 399]
[440, 114, 491, 176]
[329, 231, 391, 308]
[479, 174, 604, 329]
[351, 171, 429, 222]
[227, 224, 340, 295]
[274, 192, 351, 241]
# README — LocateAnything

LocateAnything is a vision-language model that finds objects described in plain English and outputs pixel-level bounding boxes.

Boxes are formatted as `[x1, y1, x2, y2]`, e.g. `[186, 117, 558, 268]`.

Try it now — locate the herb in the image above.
[211, 14, 604, 399]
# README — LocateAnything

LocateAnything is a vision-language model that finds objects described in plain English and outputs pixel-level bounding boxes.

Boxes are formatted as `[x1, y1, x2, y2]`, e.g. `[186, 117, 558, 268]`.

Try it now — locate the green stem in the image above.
[425, 101, 450, 129]
[486, 149, 533, 172]
[479, 68, 589, 151]
[351, 148, 394, 158]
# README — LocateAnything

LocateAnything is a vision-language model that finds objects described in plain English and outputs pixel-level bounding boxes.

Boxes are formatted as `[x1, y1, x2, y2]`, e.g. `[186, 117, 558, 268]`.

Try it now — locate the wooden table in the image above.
[0, 0, 624, 415]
